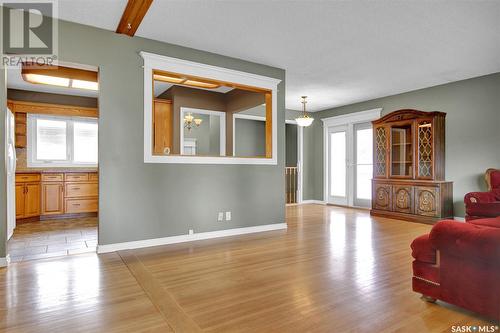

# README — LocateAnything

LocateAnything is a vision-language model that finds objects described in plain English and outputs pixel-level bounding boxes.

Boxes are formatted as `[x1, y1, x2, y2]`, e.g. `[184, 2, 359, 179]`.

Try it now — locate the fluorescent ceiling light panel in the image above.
[23, 74, 70, 87]
[71, 79, 99, 90]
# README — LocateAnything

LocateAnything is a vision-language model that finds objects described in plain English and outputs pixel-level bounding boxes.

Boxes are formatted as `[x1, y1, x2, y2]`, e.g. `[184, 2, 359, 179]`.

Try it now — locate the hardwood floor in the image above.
[0, 205, 494, 332]
[7, 217, 97, 262]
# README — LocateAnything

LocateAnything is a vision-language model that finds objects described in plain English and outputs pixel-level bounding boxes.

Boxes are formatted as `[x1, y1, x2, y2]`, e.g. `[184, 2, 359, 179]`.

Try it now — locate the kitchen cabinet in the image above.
[41, 174, 64, 215]
[16, 172, 98, 221]
[16, 174, 41, 219]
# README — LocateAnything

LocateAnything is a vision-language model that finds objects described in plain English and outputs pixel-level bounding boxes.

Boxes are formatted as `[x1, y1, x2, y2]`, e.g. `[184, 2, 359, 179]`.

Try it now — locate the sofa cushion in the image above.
[411, 234, 436, 264]
[429, 221, 500, 263]
[468, 216, 500, 228]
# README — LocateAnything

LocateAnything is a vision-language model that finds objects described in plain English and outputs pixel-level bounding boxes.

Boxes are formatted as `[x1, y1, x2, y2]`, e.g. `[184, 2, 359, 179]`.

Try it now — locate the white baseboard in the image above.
[300, 200, 326, 205]
[97, 223, 287, 254]
[0, 255, 10, 268]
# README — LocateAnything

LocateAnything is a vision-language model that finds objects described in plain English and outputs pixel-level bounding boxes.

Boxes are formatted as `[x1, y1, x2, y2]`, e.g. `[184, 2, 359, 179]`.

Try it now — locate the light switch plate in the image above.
[225, 211, 231, 221]
[218, 212, 224, 221]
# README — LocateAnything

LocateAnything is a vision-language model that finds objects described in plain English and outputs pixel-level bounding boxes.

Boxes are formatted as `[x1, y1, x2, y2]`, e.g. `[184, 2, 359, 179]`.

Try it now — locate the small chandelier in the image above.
[184, 112, 203, 131]
[295, 96, 314, 127]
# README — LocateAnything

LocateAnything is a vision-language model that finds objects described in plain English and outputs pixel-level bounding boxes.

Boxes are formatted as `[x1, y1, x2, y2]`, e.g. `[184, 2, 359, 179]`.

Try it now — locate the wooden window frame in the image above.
[141, 51, 280, 165]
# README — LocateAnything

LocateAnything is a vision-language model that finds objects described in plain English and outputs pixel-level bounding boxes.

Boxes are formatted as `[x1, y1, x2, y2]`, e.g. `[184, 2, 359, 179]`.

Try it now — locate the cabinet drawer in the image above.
[65, 173, 89, 182]
[65, 183, 98, 198]
[64, 198, 98, 214]
[415, 186, 440, 217]
[16, 173, 41, 183]
[89, 173, 98, 181]
[42, 173, 64, 182]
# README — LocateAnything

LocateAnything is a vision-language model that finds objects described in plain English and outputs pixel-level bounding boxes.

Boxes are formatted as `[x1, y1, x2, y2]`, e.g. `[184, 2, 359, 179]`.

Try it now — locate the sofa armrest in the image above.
[410, 234, 437, 264]
[429, 221, 500, 263]
[464, 191, 497, 204]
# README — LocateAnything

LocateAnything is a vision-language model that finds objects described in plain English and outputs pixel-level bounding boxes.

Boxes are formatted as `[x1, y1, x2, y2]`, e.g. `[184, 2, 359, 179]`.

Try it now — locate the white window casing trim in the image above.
[322, 108, 382, 205]
[141, 51, 280, 165]
[27, 114, 98, 168]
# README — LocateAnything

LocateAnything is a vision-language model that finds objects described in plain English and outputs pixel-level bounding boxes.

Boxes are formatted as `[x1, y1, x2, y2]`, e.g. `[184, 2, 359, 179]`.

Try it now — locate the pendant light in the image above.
[295, 96, 314, 127]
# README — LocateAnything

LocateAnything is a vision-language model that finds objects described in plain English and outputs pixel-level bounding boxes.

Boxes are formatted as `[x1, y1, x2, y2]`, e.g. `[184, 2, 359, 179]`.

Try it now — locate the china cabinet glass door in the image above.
[390, 124, 413, 177]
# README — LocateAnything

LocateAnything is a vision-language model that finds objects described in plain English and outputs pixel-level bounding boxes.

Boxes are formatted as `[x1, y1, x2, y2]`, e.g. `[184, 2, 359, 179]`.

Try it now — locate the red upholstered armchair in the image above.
[411, 217, 500, 321]
[464, 169, 500, 221]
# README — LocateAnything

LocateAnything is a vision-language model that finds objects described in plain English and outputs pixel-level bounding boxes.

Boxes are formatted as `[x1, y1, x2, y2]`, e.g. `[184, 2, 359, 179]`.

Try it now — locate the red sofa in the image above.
[464, 169, 500, 221]
[411, 216, 500, 321]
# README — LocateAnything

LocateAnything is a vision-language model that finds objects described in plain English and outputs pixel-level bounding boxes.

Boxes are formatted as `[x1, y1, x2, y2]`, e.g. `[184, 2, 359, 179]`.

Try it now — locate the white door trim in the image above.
[180, 107, 226, 156]
[285, 120, 303, 203]
[322, 108, 382, 205]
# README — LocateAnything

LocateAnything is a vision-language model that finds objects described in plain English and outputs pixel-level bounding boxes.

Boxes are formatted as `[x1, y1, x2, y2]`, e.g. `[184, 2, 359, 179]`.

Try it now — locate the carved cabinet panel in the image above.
[415, 186, 440, 217]
[393, 186, 413, 214]
[373, 184, 392, 211]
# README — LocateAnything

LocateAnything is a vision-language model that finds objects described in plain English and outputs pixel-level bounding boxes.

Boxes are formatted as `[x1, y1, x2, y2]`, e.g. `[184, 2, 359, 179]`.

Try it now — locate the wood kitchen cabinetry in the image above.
[15, 174, 41, 219]
[371, 110, 453, 224]
[64, 173, 99, 214]
[41, 174, 64, 216]
[153, 99, 173, 155]
[16, 172, 98, 222]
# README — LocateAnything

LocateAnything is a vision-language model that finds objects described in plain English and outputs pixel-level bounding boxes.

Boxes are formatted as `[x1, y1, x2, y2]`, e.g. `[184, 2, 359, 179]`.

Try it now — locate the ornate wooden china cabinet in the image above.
[371, 109, 453, 224]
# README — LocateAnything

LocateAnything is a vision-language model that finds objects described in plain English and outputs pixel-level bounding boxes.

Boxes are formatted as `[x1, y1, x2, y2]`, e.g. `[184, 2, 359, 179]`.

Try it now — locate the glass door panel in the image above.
[328, 126, 347, 205]
[354, 125, 373, 207]
[391, 124, 413, 177]
[417, 120, 433, 178]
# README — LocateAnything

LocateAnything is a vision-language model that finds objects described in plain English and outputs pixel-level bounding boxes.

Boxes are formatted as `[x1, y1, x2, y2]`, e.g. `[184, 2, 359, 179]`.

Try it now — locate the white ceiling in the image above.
[57, 0, 500, 111]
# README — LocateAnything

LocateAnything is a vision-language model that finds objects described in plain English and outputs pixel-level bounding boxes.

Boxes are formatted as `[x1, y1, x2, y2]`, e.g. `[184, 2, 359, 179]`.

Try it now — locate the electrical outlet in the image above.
[188, 229, 194, 235]
[225, 211, 231, 221]
[218, 212, 224, 222]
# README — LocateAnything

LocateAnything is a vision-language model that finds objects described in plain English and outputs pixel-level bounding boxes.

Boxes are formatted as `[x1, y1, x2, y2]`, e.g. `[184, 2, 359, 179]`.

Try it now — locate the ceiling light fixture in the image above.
[184, 112, 203, 131]
[153, 71, 221, 89]
[23, 73, 70, 87]
[295, 96, 314, 127]
[22, 64, 98, 91]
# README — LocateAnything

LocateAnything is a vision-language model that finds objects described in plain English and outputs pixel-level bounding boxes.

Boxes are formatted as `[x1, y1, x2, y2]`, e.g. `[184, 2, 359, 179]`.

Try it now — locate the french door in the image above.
[328, 125, 348, 205]
[327, 122, 373, 208]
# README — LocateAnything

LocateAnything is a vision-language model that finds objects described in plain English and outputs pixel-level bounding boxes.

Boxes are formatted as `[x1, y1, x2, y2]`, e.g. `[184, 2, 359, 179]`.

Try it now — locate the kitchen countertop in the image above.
[16, 168, 98, 174]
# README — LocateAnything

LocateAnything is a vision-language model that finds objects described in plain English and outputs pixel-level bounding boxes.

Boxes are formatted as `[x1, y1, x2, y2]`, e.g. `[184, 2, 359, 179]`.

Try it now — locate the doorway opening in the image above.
[5, 62, 99, 263]
[323, 109, 381, 208]
[285, 120, 303, 204]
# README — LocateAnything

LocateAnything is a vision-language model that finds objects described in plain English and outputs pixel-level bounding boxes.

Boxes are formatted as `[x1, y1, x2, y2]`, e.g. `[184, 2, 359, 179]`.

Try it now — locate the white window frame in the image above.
[180, 107, 226, 156]
[27, 114, 98, 168]
[141, 51, 280, 165]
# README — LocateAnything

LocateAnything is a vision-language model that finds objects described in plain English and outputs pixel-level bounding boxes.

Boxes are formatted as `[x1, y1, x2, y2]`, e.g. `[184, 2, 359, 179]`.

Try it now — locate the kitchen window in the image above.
[27, 114, 98, 167]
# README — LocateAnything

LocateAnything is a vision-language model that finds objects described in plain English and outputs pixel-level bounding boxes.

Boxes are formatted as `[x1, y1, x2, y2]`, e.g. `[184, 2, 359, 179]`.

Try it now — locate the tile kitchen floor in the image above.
[7, 217, 98, 262]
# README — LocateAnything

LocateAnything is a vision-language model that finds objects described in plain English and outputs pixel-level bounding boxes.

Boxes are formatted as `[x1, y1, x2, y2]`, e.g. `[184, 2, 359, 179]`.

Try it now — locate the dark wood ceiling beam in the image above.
[116, 0, 153, 37]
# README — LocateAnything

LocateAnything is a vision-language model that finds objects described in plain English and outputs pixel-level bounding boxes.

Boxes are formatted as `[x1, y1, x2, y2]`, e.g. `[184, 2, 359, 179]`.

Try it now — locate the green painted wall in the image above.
[234, 118, 266, 157]
[285, 124, 297, 167]
[0, 17, 285, 256]
[303, 72, 500, 217]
